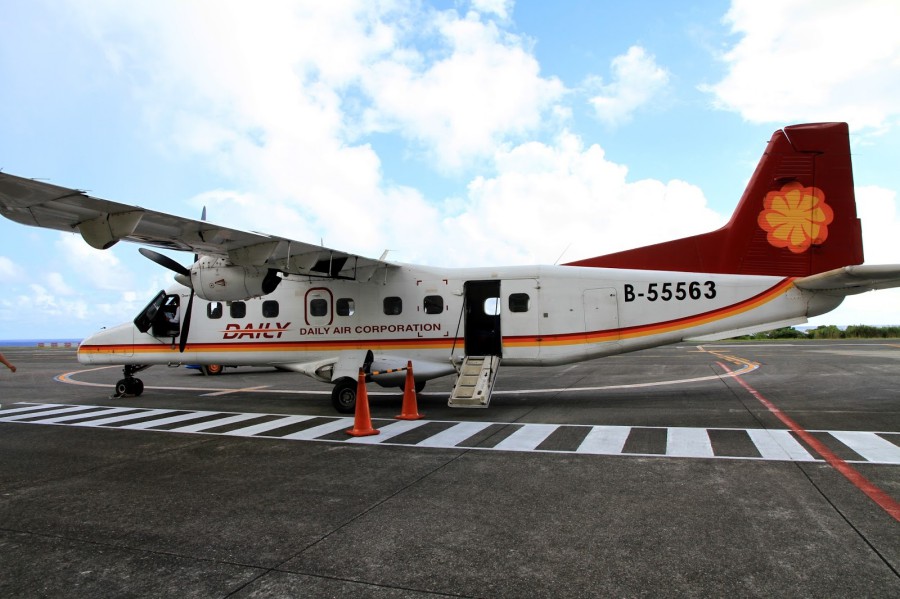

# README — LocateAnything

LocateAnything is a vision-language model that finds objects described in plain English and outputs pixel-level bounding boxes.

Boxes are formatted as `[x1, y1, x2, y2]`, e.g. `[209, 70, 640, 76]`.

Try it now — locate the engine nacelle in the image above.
[186, 257, 281, 302]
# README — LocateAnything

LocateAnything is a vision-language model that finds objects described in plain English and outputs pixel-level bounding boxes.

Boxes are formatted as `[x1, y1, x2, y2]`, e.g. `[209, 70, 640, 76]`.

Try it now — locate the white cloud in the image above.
[443, 131, 723, 266]
[65, 1, 565, 261]
[855, 185, 900, 264]
[0, 256, 22, 281]
[471, 0, 513, 20]
[360, 10, 565, 170]
[46, 272, 75, 296]
[706, 0, 900, 131]
[57, 234, 134, 291]
[587, 46, 670, 126]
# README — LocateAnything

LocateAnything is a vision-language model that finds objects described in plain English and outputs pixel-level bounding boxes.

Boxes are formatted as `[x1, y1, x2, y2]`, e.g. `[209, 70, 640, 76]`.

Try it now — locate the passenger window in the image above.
[207, 302, 223, 319]
[483, 297, 500, 316]
[337, 298, 355, 316]
[383, 296, 402, 315]
[509, 293, 530, 313]
[230, 301, 246, 319]
[310, 298, 328, 317]
[263, 300, 279, 318]
[424, 295, 444, 315]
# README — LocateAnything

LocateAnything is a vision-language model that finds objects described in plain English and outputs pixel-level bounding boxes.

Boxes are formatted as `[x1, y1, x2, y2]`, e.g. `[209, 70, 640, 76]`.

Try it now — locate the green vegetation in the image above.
[734, 325, 900, 340]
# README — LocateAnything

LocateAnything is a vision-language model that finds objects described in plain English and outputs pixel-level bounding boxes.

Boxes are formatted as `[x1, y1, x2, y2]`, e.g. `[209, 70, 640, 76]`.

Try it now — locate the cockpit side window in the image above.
[134, 291, 167, 333]
[152, 294, 181, 338]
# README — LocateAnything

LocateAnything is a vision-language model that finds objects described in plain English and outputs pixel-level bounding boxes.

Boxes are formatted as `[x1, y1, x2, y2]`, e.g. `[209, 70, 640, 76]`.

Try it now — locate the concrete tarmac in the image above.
[0, 341, 898, 597]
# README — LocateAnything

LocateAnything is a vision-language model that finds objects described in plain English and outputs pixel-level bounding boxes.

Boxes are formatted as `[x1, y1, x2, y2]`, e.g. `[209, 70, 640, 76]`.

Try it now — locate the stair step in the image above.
[449, 355, 501, 408]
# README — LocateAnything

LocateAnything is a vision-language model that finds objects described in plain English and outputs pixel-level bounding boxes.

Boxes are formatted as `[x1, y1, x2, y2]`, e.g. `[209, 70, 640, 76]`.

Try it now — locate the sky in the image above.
[1, 0, 899, 339]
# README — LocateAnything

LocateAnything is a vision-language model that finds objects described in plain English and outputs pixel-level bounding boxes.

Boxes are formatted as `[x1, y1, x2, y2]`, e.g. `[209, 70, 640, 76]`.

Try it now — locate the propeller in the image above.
[139, 248, 190, 278]
[138, 247, 194, 353]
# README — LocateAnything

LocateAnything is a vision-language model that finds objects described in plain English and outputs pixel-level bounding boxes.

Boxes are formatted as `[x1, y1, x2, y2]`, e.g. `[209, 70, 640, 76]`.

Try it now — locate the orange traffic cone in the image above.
[396, 361, 423, 420]
[346, 368, 379, 437]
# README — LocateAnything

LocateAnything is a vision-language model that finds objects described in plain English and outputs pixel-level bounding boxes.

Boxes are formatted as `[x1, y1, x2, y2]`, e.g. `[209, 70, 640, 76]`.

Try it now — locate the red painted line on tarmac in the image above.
[718, 361, 900, 522]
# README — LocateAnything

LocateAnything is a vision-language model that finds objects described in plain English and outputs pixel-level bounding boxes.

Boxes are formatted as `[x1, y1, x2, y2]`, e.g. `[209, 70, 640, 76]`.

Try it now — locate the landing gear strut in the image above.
[114, 365, 149, 397]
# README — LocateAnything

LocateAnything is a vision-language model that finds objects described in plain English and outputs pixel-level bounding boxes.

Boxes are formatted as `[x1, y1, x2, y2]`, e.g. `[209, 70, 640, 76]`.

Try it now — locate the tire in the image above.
[331, 378, 358, 414]
[203, 364, 224, 376]
[132, 378, 144, 396]
[115, 379, 129, 397]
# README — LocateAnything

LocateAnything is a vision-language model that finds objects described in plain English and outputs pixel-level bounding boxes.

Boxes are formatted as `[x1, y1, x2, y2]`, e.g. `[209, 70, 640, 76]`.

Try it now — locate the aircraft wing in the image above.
[0, 172, 391, 279]
[794, 264, 900, 296]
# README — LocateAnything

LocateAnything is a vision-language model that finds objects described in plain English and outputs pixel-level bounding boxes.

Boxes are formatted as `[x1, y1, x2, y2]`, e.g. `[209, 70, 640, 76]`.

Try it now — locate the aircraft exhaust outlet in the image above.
[396, 361, 424, 420]
[346, 369, 379, 437]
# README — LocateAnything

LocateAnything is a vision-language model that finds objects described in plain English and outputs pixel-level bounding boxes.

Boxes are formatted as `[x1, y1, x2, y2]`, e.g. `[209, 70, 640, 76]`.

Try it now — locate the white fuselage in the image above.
[77, 263, 841, 383]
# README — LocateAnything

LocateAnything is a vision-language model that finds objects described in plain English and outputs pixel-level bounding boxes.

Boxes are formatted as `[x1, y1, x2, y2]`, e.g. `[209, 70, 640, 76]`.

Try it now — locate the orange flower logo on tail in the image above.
[757, 182, 833, 253]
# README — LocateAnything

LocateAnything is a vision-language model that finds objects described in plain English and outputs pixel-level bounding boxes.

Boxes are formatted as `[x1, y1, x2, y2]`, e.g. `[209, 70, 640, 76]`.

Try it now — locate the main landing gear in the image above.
[331, 377, 357, 414]
[329, 376, 427, 414]
[114, 365, 150, 397]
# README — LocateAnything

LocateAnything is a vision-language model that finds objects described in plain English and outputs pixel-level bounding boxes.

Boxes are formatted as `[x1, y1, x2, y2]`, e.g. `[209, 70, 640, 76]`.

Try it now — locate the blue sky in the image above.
[2, 0, 899, 339]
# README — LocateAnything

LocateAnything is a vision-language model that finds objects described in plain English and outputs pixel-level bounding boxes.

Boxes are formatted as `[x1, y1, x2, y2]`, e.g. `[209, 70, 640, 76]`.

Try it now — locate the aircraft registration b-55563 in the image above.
[2, 122, 900, 413]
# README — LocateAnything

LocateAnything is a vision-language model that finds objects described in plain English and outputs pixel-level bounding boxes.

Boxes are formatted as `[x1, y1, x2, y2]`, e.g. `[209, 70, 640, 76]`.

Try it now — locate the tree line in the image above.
[735, 325, 900, 340]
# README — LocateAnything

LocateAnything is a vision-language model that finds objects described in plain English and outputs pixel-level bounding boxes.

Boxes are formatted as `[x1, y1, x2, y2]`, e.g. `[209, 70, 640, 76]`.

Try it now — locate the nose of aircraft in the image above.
[77, 322, 136, 364]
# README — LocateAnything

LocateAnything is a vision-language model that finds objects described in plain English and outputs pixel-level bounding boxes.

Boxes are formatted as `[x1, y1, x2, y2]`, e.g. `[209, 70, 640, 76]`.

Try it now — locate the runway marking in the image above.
[201, 385, 272, 397]
[666, 427, 715, 458]
[720, 362, 900, 522]
[416, 422, 493, 448]
[575, 426, 631, 455]
[494, 424, 558, 451]
[54, 356, 759, 397]
[3, 402, 899, 466]
[829, 431, 900, 464]
[745, 429, 815, 462]
[220, 415, 315, 437]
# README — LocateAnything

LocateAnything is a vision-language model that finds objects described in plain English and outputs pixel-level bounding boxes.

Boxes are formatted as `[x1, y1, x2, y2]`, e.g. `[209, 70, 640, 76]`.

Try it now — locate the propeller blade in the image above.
[139, 247, 191, 278]
[179, 290, 194, 353]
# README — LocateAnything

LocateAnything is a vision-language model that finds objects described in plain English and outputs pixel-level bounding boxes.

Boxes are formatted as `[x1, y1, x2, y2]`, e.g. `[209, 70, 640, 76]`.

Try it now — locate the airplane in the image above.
[2, 122, 899, 413]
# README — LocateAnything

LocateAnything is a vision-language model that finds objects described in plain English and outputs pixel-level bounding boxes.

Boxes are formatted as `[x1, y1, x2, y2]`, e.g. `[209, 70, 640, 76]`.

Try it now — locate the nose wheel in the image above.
[114, 365, 149, 397]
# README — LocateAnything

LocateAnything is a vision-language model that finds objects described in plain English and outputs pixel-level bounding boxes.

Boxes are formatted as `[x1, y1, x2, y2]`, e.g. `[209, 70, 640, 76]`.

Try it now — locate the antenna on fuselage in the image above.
[554, 243, 572, 265]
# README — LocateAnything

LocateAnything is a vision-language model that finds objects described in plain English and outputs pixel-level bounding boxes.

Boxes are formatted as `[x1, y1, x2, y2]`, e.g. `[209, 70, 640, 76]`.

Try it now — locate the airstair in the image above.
[448, 355, 501, 408]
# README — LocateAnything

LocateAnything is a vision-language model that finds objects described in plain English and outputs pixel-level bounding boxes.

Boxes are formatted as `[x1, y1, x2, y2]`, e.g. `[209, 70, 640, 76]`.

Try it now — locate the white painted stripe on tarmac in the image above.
[23, 406, 136, 425]
[11, 402, 900, 465]
[830, 431, 900, 464]
[0, 405, 98, 421]
[281, 418, 355, 440]
[417, 422, 493, 448]
[80, 409, 175, 427]
[220, 415, 315, 437]
[168, 413, 265, 433]
[0, 403, 67, 416]
[576, 426, 631, 455]
[746, 429, 815, 461]
[666, 427, 714, 458]
[494, 424, 558, 451]
[346, 419, 429, 444]
[120, 411, 221, 430]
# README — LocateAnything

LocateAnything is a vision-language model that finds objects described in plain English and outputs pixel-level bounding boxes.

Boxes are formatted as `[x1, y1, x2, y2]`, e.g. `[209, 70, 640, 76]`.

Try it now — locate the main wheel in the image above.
[132, 378, 144, 396]
[202, 364, 224, 376]
[115, 379, 129, 397]
[331, 377, 358, 413]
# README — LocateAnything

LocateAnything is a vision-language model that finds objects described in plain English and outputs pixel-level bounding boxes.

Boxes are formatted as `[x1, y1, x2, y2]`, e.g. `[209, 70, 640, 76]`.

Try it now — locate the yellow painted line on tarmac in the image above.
[54, 346, 761, 397]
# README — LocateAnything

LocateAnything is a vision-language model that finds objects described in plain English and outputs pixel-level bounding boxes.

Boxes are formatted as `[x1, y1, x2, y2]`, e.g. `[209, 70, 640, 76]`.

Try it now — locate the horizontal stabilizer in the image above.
[794, 264, 900, 296]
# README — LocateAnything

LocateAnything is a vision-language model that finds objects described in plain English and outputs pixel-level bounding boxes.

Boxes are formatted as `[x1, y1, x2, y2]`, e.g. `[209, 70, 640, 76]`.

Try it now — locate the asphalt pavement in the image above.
[0, 341, 898, 597]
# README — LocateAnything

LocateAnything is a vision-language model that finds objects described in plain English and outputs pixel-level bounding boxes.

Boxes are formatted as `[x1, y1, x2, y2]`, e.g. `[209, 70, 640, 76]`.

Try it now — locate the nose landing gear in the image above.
[114, 364, 149, 397]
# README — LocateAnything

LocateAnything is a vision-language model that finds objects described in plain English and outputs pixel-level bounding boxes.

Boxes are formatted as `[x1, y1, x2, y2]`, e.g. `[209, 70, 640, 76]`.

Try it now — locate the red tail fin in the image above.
[566, 122, 863, 276]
